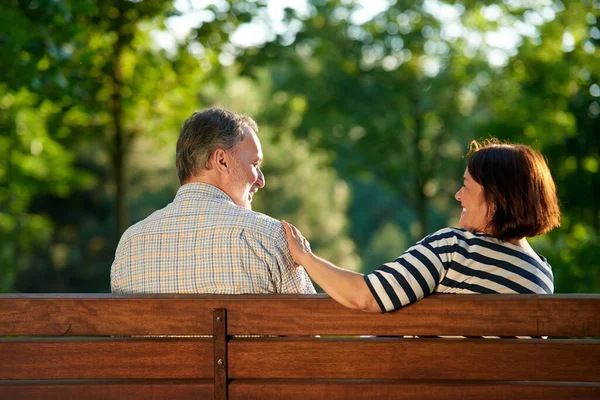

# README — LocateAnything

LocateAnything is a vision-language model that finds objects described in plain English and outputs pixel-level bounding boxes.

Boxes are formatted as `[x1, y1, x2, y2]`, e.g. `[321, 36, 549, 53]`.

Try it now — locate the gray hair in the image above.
[176, 108, 258, 184]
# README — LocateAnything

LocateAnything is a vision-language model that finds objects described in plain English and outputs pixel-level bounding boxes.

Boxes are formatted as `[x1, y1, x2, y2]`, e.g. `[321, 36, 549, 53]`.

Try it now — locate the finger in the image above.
[283, 221, 301, 245]
[282, 221, 292, 237]
[290, 223, 300, 237]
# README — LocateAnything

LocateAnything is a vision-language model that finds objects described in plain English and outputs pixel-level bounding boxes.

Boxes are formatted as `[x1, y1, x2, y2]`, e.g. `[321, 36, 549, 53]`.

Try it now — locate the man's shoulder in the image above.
[118, 207, 169, 243]
[235, 208, 285, 241]
[118, 200, 285, 244]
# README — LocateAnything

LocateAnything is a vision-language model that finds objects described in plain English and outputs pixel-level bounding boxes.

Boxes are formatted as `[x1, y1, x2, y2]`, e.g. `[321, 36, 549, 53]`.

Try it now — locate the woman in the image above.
[282, 139, 561, 313]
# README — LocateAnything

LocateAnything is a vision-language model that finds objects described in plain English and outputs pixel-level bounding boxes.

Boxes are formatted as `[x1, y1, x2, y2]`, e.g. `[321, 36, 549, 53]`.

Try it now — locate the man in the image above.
[111, 108, 315, 294]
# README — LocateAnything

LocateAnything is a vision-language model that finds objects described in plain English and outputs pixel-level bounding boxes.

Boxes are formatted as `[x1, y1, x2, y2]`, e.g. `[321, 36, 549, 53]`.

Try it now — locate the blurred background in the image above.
[0, 0, 598, 294]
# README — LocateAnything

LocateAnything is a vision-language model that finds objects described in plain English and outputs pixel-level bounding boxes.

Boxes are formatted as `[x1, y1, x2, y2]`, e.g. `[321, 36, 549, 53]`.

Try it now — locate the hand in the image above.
[282, 220, 313, 266]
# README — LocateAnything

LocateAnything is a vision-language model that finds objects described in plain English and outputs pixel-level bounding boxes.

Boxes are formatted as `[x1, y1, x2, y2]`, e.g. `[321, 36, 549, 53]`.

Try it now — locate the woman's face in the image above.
[455, 168, 491, 233]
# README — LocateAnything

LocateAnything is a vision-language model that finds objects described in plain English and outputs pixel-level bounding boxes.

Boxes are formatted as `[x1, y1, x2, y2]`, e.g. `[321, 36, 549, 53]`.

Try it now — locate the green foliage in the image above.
[254, 127, 360, 271]
[233, 0, 599, 290]
[0, 87, 94, 292]
[0, 0, 598, 293]
[475, 1, 600, 292]
[235, 0, 495, 243]
[186, 72, 361, 271]
[0, 0, 188, 291]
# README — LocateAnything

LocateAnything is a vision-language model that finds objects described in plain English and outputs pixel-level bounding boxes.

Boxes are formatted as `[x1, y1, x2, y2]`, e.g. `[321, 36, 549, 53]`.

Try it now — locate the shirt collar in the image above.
[174, 182, 233, 204]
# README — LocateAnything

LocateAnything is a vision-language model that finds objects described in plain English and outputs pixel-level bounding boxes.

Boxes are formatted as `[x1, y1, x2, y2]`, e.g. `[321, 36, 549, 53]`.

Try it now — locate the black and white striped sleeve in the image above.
[363, 228, 456, 313]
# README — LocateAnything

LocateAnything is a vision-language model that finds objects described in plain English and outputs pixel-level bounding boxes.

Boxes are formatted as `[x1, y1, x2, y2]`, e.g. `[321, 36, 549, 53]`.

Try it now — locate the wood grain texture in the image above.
[0, 380, 213, 400]
[228, 380, 600, 400]
[2, 294, 599, 397]
[213, 308, 228, 400]
[0, 296, 215, 336]
[1, 294, 599, 337]
[228, 338, 600, 382]
[0, 338, 213, 379]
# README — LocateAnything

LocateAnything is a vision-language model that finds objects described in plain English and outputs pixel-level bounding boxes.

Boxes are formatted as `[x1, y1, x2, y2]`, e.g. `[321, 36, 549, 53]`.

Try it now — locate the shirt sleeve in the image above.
[110, 241, 127, 293]
[110, 229, 136, 294]
[363, 228, 454, 313]
[240, 224, 316, 294]
[270, 224, 316, 294]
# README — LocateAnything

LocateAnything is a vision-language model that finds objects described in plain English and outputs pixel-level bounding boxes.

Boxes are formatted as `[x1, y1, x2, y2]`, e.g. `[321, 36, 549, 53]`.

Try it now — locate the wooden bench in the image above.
[1, 293, 599, 399]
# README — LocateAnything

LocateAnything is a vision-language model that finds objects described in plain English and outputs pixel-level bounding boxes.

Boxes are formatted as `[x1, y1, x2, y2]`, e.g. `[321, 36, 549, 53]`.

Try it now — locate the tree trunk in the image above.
[111, 14, 127, 238]
[414, 111, 427, 239]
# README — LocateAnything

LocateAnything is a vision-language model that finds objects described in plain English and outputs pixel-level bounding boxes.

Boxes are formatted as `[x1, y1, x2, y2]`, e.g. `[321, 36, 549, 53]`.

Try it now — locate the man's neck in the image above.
[183, 173, 234, 202]
[185, 172, 222, 188]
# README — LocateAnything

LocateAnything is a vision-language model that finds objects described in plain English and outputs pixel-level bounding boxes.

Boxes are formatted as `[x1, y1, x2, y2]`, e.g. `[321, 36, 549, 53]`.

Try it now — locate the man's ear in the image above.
[213, 149, 230, 174]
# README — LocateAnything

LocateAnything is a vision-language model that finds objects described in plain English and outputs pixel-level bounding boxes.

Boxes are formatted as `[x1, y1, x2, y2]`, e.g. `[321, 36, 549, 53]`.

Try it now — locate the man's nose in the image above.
[256, 168, 265, 188]
[455, 187, 462, 201]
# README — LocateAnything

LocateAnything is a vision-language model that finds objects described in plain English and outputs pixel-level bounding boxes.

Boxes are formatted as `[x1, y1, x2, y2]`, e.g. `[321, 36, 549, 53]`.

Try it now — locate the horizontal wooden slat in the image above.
[228, 379, 600, 400]
[225, 294, 600, 337]
[226, 294, 600, 336]
[0, 338, 213, 379]
[228, 338, 600, 382]
[0, 295, 215, 336]
[0, 379, 213, 400]
[1, 294, 599, 337]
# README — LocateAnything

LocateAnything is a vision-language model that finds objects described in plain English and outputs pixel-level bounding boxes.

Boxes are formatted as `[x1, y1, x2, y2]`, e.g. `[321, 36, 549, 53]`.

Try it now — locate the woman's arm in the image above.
[282, 221, 380, 312]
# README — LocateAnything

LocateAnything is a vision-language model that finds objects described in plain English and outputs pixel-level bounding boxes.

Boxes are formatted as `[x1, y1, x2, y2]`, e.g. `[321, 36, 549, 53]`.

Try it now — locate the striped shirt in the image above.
[364, 227, 553, 313]
[111, 182, 315, 294]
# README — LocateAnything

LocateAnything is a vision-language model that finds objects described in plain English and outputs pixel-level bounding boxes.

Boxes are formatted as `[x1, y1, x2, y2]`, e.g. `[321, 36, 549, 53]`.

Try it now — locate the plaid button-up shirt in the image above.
[111, 183, 315, 294]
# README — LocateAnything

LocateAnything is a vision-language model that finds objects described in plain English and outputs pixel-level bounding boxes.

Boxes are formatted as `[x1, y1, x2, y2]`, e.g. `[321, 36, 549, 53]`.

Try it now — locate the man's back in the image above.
[111, 183, 315, 294]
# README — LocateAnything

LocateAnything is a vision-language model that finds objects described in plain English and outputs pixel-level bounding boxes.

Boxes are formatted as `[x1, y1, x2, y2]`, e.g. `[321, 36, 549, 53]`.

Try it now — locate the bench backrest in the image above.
[1, 293, 599, 399]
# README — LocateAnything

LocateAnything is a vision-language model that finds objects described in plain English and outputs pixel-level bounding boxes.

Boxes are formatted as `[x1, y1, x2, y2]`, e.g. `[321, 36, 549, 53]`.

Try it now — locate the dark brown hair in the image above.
[176, 108, 258, 184]
[467, 139, 561, 241]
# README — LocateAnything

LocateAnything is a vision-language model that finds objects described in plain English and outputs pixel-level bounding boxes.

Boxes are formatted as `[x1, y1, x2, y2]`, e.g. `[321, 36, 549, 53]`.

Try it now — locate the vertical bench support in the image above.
[213, 308, 228, 400]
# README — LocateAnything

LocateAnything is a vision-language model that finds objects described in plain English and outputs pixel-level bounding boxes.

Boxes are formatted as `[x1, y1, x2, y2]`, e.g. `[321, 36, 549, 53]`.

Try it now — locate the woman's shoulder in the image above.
[420, 227, 472, 244]
[419, 227, 516, 253]
[431, 228, 542, 262]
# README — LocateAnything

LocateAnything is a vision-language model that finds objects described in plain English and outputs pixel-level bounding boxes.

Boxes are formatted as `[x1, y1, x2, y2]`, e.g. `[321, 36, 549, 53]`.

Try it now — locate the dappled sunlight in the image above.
[0, 0, 598, 293]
